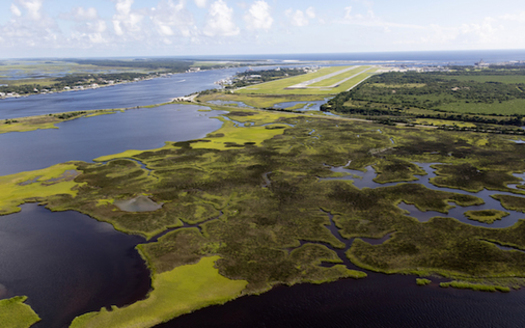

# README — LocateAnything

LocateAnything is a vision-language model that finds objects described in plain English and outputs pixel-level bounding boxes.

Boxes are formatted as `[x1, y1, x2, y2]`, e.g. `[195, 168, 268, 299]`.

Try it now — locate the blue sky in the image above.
[1, 0, 524, 58]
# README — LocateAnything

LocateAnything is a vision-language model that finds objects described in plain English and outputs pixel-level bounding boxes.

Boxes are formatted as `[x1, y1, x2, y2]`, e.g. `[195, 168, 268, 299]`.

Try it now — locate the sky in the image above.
[1, 0, 525, 58]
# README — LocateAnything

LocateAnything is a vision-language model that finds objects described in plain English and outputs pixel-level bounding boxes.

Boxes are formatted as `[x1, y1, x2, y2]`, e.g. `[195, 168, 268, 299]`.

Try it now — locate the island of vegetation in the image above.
[2, 63, 525, 327]
[0, 296, 41, 328]
[465, 210, 510, 224]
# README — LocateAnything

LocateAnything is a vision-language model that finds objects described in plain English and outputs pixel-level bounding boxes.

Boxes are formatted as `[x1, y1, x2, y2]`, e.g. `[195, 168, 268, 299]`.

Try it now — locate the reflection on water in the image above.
[0, 204, 150, 328]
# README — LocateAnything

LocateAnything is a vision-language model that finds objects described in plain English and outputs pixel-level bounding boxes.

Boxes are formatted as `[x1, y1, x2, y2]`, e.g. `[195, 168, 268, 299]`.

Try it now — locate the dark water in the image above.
[0, 104, 224, 176]
[0, 204, 150, 328]
[157, 273, 525, 328]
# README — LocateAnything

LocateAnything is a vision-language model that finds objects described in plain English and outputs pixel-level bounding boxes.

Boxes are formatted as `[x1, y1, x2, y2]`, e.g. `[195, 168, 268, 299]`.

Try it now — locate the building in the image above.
[475, 59, 490, 68]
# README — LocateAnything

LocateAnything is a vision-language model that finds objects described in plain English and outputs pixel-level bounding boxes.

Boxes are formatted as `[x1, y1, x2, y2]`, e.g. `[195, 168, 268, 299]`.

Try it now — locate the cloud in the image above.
[150, 0, 195, 38]
[203, 0, 239, 36]
[17, 0, 43, 21]
[2, 0, 59, 47]
[10, 4, 22, 17]
[244, 0, 273, 30]
[72, 7, 98, 21]
[285, 6, 316, 27]
[285, 9, 308, 27]
[460, 17, 500, 43]
[58, 6, 109, 45]
[112, 0, 144, 37]
[194, 0, 207, 8]
[499, 11, 525, 22]
[342, 5, 423, 30]
[305, 7, 315, 19]
[60, 7, 99, 21]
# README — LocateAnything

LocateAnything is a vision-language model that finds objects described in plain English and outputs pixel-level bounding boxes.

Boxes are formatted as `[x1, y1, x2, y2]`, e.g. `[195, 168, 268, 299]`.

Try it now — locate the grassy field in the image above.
[236, 66, 377, 95]
[70, 256, 248, 328]
[441, 75, 525, 84]
[439, 98, 525, 115]
[0, 163, 83, 215]
[191, 117, 287, 150]
[0, 296, 41, 328]
[0, 110, 119, 134]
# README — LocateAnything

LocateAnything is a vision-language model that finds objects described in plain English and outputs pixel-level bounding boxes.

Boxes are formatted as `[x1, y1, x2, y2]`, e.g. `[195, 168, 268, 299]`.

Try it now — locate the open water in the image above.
[0, 204, 150, 328]
[0, 104, 224, 176]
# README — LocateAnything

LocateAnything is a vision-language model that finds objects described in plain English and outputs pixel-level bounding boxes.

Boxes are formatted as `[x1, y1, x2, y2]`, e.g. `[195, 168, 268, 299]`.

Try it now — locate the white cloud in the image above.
[286, 9, 308, 27]
[17, 0, 43, 21]
[10, 4, 22, 17]
[342, 5, 423, 30]
[203, 0, 239, 36]
[499, 11, 525, 22]
[244, 0, 273, 30]
[72, 7, 98, 21]
[344, 6, 352, 20]
[285, 6, 317, 27]
[1, 1, 61, 51]
[194, 0, 207, 8]
[460, 17, 500, 43]
[112, 0, 144, 37]
[60, 7, 99, 21]
[150, 0, 195, 38]
[64, 7, 109, 46]
[305, 7, 315, 19]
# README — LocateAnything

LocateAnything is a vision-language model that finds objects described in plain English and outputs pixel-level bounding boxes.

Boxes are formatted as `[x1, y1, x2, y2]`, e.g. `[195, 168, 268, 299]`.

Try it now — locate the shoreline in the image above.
[0, 64, 258, 101]
[0, 75, 170, 100]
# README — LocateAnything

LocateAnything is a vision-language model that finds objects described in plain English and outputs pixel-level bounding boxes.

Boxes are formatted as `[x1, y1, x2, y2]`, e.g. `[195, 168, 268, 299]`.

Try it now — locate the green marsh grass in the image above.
[0, 296, 41, 328]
